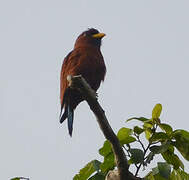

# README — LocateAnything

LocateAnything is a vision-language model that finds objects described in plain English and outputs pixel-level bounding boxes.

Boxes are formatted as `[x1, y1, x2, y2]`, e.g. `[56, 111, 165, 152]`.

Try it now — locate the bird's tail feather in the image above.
[60, 105, 68, 123]
[67, 105, 74, 136]
[59, 88, 69, 123]
[60, 104, 74, 136]
[59, 88, 74, 136]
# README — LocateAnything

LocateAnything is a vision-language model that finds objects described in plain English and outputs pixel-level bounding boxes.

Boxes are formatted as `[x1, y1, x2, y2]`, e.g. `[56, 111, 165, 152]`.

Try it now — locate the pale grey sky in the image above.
[1, 0, 189, 179]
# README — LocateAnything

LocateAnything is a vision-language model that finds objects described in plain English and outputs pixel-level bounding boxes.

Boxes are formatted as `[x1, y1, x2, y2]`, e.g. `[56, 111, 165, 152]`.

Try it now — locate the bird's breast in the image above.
[76, 48, 106, 91]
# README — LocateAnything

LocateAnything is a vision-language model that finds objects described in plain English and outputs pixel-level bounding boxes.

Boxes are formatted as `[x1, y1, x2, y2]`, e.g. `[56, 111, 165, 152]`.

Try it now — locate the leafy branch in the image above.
[74, 103, 189, 180]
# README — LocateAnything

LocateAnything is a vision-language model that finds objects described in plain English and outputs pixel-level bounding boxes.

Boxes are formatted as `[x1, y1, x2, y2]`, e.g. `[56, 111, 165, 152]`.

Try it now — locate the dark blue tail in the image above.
[60, 92, 74, 136]
[67, 105, 74, 136]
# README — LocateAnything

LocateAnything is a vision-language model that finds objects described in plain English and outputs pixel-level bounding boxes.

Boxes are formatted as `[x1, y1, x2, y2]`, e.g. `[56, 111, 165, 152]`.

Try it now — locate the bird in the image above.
[60, 28, 106, 136]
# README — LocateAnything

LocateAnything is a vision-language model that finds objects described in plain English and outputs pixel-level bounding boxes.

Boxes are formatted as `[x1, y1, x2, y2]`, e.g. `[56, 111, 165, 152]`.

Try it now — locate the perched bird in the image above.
[60, 28, 106, 136]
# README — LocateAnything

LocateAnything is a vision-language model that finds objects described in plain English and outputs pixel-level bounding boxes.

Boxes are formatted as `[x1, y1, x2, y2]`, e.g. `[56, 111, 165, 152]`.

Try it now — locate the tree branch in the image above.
[67, 75, 142, 180]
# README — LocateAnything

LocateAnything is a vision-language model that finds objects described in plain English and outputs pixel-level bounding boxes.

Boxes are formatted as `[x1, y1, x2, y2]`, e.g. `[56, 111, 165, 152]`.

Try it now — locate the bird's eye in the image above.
[83, 33, 87, 37]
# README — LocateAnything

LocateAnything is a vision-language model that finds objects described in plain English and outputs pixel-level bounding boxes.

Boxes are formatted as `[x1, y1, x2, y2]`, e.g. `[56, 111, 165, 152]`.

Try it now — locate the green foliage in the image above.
[127, 117, 149, 122]
[88, 173, 105, 180]
[144, 151, 154, 166]
[172, 130, 189, 161]
[150, 141, 170, 154]
[117, 127, 136, 145]
[10, 178, 29, 180]
[158, 162, 171, 179]
[162, 148, 184, 170]
[74, 104, 189, 180]
[159, 123, 173, 134]
[73, 160, 103, 180]
[98, 140, 115, 173]
[152, 103, 162, 119]
[150, 132, 169, 142]
[99, 140, 112, 157]
[151, 163, 171, 180]
[100, 153, 115, 173]
[134, 126, 144, 135]
[129, 148, 144, 164]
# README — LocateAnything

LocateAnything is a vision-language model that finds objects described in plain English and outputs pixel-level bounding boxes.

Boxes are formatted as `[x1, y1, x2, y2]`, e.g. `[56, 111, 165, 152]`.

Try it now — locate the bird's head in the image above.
[74, 28, 106, 49]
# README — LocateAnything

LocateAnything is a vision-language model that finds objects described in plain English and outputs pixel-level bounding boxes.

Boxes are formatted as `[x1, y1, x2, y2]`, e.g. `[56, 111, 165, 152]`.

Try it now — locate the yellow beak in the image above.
[92, 33, 106, 39]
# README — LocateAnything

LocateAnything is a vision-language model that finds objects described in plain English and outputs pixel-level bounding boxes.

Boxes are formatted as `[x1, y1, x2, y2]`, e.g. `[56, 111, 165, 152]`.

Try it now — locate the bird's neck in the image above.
[74, 44, 100, 50]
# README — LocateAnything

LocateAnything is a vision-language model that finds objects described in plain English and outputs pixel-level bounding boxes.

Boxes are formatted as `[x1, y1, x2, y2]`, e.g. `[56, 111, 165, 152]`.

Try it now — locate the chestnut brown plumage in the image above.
[60, 28, 106, 136]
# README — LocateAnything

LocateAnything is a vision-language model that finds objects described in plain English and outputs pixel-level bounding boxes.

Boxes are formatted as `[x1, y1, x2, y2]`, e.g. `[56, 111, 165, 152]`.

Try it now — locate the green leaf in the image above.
[127, 117, 150, 122]
[129, 148, 144, 164]
[92, 160, 102, 172]
[150, 142, 170, 154]
[154, 174, 167, 180]
[88, 173, 105, 180]
[99, 141, 112, 157]
[152, 167, 168, 180]
[134, 126, 144, 135]
[150, 132, 169, 142]
[144, 152, 154, 166]
[73, 160, 99, 180]
[117, 127, 136, 145]
[172, 130, 189, 161]
[158, 162, 171, 179]
[145, 129, 152, 140]
[10, 178, 29, 180]
[144, 171, 155, 180]
[161, 145, 184, 170]
[152, 167, 159, 175]
[152, 104, 162, 119]
[177, 169, 189, 180]
[166, 144, 174, 153]
[159, 123, 173, 134]
[143, 122, 153, 129]
[121, 136, 136, 145]
[162, 148, 184, 170]
[173, 129, 189, 141]
[117, 127, 132, 138]
[100, 153, 115, 173]
[169, 169, 182, 180]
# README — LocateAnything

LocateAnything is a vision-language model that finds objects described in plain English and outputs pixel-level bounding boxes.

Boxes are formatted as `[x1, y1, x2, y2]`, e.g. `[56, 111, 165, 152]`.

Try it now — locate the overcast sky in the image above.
[1, 0, 189, 179]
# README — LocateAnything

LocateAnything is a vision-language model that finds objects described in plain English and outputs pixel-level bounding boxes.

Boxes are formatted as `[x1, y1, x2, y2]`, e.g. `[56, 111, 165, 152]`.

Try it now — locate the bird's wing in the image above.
[60, 50, 82, 106]
[60, 51, 72, 107]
